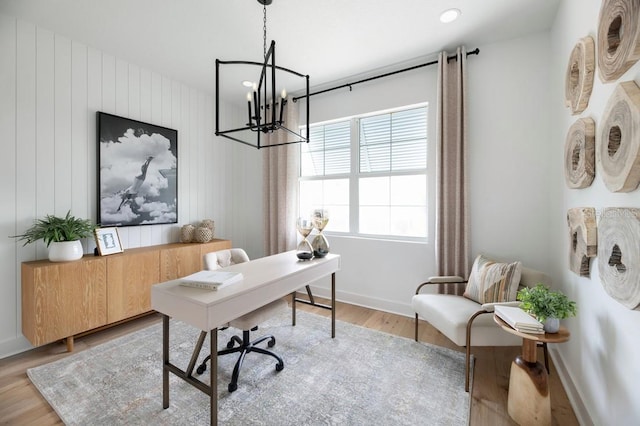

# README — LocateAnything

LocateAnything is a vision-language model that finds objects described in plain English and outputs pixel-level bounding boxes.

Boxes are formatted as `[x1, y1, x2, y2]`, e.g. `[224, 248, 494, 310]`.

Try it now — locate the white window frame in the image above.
[299, 102, 428, 242]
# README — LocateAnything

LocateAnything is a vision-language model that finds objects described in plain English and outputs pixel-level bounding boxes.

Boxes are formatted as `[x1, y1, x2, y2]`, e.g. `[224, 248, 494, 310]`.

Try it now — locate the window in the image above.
[299, 104, 428, 240]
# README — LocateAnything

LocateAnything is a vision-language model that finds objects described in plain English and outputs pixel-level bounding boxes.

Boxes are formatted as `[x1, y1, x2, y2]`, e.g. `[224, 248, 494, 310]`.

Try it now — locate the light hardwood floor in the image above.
[0, 296, 578, 425]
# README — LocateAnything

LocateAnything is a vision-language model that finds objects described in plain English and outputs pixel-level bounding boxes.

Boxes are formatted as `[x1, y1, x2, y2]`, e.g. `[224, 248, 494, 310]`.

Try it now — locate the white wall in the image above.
[549, 1, 640, 424]
[303, 34, 553, 317]
[0, 14, 263, 358]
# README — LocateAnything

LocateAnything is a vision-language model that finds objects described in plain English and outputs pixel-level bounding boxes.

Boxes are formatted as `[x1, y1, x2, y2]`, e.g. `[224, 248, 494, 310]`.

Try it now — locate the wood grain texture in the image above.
[508, 358, 551, 426]
[565, 36, 595, 114]
[21, 258, 107, 347]
[567, 207, 597, 276]
[106, 249, 160, 323]
[597, 208, 640, 309]
[597, 81, 640, 192]
[597, 0, 640, 82]
[564, 118, 595, 189]
[0, 298, 578, 426]
[21, 240, 232, 348]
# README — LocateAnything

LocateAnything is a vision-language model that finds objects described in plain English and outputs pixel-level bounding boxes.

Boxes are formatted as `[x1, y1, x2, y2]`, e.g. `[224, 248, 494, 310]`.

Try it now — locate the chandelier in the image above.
[215, 0, 310, 149]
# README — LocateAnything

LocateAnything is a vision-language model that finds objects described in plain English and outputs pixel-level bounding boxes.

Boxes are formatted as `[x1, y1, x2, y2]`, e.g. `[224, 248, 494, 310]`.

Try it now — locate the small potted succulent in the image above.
[11, 211, 95, 262]
[517, 283, 577, 333]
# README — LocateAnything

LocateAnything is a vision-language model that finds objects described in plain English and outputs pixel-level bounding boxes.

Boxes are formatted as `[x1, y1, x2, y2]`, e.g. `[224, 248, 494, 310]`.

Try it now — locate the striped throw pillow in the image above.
[463, 255, 522, 304]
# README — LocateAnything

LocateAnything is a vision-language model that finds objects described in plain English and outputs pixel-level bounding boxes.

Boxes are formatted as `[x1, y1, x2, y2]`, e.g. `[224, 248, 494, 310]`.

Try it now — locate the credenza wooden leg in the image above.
[65, 336, 74, 352]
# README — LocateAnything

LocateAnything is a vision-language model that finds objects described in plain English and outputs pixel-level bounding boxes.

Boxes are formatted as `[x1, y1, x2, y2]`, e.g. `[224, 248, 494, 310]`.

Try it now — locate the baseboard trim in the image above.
[0, 335, 32, 359]
[548, 345, 594, 425]
[303, 285, 415, 318]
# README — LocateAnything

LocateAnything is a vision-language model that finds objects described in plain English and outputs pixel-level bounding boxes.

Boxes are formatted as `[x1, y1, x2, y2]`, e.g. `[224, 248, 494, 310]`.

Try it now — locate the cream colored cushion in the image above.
[411, 294, 521, 347]
[463, 255, 522, 304]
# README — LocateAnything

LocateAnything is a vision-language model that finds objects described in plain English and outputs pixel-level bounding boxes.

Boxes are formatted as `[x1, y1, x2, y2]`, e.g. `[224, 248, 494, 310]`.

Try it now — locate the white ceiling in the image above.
[1, 0, 560, 97]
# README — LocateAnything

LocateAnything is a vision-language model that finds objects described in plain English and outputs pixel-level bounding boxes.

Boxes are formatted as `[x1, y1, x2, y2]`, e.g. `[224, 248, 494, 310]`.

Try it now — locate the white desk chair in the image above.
[196, 248, 287, 392]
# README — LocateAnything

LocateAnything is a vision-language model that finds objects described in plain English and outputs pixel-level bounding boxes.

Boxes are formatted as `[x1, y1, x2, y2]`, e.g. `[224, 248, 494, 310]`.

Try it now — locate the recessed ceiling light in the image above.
[440, 8, 461, 24]
[241, 80, 254, 88]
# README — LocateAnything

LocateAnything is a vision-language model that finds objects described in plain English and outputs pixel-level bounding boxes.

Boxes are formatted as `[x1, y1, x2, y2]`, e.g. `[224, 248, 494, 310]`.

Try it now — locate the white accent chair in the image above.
[196, 248, 287, 392]
[411, 266, 550, 392]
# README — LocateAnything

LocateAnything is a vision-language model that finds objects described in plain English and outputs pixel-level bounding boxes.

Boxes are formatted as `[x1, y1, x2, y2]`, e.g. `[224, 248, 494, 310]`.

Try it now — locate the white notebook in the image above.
[179, 270, 243, 291]
[495, 305, 544, 334]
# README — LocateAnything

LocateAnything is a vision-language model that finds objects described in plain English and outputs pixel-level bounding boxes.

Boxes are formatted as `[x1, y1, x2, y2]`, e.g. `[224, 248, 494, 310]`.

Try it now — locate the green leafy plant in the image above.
[517, 283, 577, 323]
[11, 211, 95, 247]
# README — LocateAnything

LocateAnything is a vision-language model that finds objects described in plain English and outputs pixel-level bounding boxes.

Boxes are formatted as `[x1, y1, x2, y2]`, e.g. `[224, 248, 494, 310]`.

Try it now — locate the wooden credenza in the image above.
[21, 239, 231, 350]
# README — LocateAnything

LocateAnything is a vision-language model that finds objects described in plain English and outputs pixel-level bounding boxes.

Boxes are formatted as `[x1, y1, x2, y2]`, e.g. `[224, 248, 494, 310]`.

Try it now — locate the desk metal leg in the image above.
[210, 327, 217, 425]
[162, 314, 170, 409]
[291, 292, 297, 326]
[331, 272, 335, 338]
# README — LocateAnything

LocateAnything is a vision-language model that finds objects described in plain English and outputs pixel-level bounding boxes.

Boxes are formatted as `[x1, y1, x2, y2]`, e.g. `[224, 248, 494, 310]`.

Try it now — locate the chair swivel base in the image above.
[196, 327, 284, 393]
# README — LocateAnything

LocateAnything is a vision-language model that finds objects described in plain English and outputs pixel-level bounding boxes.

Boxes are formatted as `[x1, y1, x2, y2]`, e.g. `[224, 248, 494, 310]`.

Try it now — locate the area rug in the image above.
[28, 310, 470, 425]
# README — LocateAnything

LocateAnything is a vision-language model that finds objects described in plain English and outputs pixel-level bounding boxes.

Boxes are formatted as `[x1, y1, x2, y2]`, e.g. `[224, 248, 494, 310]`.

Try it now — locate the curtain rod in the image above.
[293, 47, 480, 102]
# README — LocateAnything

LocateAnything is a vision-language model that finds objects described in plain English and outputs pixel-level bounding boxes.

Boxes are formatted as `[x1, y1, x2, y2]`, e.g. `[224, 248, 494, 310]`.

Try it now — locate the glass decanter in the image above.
[296, 217, 314, 260]
[311, 209, 330, 258]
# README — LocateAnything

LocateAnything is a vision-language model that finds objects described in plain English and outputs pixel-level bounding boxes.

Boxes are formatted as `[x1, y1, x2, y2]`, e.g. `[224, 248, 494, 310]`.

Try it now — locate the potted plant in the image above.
[517, 283, 577, 333]
[11, 211, 95, 262]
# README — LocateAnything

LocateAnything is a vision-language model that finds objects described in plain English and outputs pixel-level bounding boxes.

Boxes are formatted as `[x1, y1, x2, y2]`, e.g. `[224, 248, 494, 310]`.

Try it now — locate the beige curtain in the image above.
[263, 103, 300, 255]
[436, 46, 470, 294]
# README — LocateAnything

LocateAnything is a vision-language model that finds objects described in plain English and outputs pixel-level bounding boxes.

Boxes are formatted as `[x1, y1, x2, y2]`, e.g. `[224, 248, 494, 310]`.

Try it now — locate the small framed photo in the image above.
[94, 227, 124, 256]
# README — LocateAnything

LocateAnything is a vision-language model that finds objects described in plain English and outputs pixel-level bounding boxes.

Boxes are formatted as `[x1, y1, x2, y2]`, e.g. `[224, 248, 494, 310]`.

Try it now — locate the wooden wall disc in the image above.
[597, 81, 640, 192]
[564, 118, 595, 188]
[567, 208, 597, 277]
[597, 208, 640, 309]
[597, 0, 640, 82]
[565, 36, 595, 114]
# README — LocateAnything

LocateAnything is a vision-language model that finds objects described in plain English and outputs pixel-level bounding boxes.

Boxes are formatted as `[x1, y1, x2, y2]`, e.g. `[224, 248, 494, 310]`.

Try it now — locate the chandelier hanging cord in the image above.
[263, 3, 267, 59]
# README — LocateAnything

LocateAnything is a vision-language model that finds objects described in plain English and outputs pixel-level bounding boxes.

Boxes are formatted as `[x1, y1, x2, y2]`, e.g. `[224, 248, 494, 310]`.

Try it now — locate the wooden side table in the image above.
[494, 315, 570, 426]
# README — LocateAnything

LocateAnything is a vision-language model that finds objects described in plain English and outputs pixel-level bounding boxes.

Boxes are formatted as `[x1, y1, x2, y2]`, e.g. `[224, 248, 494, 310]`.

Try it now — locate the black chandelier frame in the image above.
[215, 40, 310, 149]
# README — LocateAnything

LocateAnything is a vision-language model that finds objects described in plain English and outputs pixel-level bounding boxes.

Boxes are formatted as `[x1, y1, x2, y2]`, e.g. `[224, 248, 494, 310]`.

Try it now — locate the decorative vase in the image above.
[311, 209, 330, 258]
[180, 224, 195, 243]
[48, 240, 84, 262]
[543, 317, 560, 333]
[193, 227, 213, 243]
[201, 219, 215, 231]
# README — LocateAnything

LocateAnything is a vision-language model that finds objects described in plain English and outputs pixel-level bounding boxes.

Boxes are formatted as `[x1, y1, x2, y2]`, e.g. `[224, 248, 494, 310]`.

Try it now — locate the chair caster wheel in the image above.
[196, 364, 207, 375]
[268, 337, 276, 348]
[275, 362, 284, 372]
[228, 382, 238, 393]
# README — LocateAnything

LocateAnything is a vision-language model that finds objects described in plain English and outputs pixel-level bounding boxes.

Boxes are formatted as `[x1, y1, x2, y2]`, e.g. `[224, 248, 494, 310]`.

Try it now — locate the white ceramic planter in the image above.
[543, 317, 560, 333]
[48, 240, 84, 262]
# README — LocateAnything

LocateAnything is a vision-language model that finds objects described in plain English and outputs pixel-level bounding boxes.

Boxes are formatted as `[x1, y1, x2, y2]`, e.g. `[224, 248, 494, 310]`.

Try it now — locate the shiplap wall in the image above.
[0, 15, 263, 357]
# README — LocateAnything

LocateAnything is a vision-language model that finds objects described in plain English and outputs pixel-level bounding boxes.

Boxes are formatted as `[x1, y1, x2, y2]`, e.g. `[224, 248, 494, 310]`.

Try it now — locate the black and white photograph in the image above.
[97, 112, 178, 227]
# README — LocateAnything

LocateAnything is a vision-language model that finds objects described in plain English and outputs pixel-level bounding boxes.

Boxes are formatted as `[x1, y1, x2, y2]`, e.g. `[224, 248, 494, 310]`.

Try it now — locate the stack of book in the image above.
[179, 270, 243, 291]
[494, 305, 544, 334]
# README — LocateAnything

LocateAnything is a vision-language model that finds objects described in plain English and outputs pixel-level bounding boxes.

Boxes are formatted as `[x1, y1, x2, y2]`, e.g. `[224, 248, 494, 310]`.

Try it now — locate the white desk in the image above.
[151, 251, 340, 425]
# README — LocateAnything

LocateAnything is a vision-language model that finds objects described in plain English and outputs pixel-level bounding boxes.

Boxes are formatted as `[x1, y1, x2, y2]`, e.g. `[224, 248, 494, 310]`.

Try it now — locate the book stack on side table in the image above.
[179, 270, 243, 290]
[494, 305, 544, 334]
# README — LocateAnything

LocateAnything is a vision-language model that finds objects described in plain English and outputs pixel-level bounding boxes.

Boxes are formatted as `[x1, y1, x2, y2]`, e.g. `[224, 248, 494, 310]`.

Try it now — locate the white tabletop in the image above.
[151, 250, 340, 331]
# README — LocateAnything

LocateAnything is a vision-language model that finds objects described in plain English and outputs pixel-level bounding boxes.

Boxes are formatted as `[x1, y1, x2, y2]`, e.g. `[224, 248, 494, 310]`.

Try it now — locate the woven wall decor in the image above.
[564, 118, 596, 188]
[597, 208, 640, 309]
[597, 0, 640, 82]
[597, 81, 640, 192]
[567, 207, 597, 277]
[565, 36, 595, 114]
